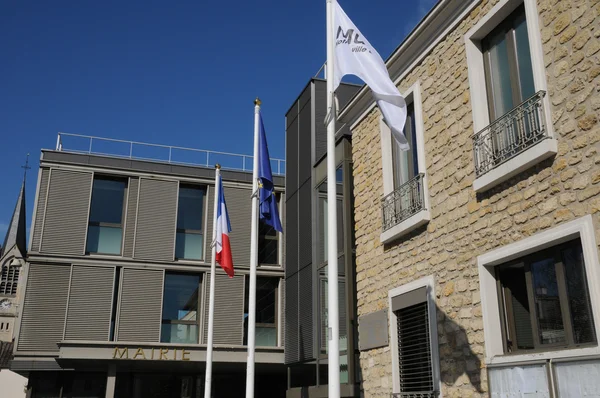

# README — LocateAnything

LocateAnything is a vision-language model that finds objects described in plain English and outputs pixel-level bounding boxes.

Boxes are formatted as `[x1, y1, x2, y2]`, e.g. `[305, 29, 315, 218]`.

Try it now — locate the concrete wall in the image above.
[0, 370, 26, 398]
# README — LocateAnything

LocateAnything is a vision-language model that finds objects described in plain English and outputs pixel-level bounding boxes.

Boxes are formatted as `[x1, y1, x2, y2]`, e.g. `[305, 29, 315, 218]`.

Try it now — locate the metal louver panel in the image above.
[203, 273, 244, 345]
[298, 183, 312, 268]
[31, 168, 50, 252]
[298, 265, 313, 361]
[396, 301, 435, 396]
[64, 265, 115, 341]
[285, 272, 298, 364]
[298, 98, 312, 186]
[280, 279, 285, 347]
[117, 268, 164, 342]
[286, 114, 299, 196]
[41, 169, 92, 255]
[285, 193, 298, 277]
[224, 187, 252, 267]
[134, 178, 178, 262]
[122, 177, 139, 258]
[17, 263, 70, 352]
[204, 185, 214, 261]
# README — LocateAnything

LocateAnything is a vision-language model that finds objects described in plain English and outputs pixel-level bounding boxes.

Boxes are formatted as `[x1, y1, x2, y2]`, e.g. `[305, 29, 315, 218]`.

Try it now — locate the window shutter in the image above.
[202, 273, 244, 345]
[31, 168, 50, 252]
[122, 177, 139, 258]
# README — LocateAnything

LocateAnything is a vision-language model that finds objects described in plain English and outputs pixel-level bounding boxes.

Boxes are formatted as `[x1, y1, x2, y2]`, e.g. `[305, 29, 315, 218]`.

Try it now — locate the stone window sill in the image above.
[473, 138, 557, 193]
[380, 210, 430, 245]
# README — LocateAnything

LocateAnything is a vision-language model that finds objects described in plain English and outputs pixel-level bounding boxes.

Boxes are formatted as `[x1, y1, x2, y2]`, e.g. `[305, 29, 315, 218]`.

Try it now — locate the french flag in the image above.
[215, 175, 234, 277]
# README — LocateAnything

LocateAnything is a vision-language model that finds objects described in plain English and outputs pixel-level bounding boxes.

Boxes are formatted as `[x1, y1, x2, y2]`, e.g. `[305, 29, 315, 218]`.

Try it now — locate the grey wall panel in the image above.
[298, 183, 312, 268]
[203, 273, 244, 345]
[314, 80, 328, 163]
[298, 98, 312, 186]
[298, 265, 314, 361]
[133, 178, 178, 262]
[225, 187, 252, 267]
[17, 263, 70, 352]
[280, 278, 285, 347]
[65, 265, 115, 341]
[286, 115, 299, 196]
[285, 193, 298, 277]
[204, 185, 214, 262]
[40, 169, 92, 255]
[122, 178, 139, 258]
[117, 268, 163, 342]
[285, 272, 298, 364]
[31, 168, 50, 252]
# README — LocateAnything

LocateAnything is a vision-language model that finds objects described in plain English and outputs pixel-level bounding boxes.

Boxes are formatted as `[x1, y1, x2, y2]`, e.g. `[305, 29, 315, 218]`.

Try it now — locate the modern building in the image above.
[342, 0, 600, 396]
[0, 179, 28, 397]
[284, 78, 361, 397]
[11, 135, 287, 397]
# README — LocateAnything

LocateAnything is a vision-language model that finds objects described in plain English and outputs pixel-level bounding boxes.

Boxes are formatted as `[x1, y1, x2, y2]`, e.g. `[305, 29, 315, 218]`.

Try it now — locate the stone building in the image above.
[340, 0, 600, 396]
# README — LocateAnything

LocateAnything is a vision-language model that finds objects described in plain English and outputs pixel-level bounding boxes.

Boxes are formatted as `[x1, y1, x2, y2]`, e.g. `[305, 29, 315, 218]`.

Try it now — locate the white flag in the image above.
[332, 1, 408, 150]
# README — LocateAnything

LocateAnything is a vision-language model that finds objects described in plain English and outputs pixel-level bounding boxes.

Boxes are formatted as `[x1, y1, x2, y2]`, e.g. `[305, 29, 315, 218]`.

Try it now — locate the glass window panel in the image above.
[255, 327, 277, 347]
[175, 232, 203, 260]
[89, 179, 126, 224]
[514, 12, 535, 101]
[392, 102, 417, 188]
[177, 186, 204, 231]
[487, 30, 515, 119]
[499, 265, 534, 350]
[244, 277, 278, 345]
[86, 225, 122, 255]
[162, 274, 200, 321]
[531, 258, 566, 345]
[563, 245, 596, 344]
[258, 230, 278, 265]
[160, 324, 198, 345]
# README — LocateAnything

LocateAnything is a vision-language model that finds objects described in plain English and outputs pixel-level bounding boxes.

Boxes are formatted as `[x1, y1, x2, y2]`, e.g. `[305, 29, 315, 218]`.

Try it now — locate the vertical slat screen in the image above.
[298, 265, 313, 361]
[298, 95, 312, 186]
[285, 193, 298, 276]
[280, 278, 285, 347]
[64, 265, 115, 341]
[204, 185, 214, 261]
[40, 169, 92, 255]
[31, 168, 50, 252]
[133, 178, 178, 262]
[117, 268, 164, 342]
[17, 263, 70, 352]
[122, 177, 139, 258]
[203, 273, 244, 345]
[223, 187, 252, 267]
[285, 272, 299, 364]
[298, 183, 312, 268]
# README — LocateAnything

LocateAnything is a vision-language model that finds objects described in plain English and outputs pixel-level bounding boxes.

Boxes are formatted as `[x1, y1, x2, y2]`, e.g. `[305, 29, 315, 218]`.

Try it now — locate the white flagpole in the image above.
[245, 97, 261, 398]
[204, 165, 221, 398]
[326, 1, 341, 397]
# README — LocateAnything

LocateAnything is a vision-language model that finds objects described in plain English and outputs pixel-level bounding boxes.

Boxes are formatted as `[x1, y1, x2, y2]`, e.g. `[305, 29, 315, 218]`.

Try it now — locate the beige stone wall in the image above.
[351, 0, 600, 397]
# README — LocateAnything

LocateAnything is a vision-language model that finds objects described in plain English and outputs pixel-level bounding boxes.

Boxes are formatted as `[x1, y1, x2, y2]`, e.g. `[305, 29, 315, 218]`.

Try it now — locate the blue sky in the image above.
[0, 0, 437, 241]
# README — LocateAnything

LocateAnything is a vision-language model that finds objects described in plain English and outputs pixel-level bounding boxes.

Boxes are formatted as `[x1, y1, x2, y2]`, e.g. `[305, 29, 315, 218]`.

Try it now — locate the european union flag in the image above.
[258, 112, 283, 233]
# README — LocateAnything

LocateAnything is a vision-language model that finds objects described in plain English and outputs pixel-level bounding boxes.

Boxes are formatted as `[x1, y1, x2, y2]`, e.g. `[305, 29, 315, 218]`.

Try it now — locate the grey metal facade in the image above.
[13, 149, 287, 396]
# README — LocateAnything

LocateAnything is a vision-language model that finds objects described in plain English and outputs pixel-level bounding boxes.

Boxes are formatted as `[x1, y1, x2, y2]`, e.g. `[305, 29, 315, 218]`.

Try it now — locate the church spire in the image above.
[1, 156, 28, 259]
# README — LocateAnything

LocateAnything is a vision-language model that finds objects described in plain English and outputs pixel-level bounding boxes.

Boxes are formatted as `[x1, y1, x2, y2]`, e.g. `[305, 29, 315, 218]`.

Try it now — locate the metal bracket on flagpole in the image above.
[323, 93, 340, 126]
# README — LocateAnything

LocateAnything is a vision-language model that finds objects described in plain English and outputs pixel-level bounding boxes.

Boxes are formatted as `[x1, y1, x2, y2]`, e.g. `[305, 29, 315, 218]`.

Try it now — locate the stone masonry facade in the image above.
[351, 0, 600, 397]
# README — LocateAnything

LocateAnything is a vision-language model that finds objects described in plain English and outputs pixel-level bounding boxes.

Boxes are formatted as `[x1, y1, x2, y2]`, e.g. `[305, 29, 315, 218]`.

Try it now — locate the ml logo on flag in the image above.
[336, 27, 369, 53]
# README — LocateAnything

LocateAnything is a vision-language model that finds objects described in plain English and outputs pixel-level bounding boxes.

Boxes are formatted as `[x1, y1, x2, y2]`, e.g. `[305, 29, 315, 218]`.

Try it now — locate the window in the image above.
[317, 167, 344, 265]
[161, 273, 201, 344]
[497, 239, 596, 353]
[389, 277, 439, 396]
[86, 177, 127, 255]
[244, 276, 278, 347]
[258, 194, 280, 265]
[0, 265, 19, 295]
[392, 102, 419, 189]
[175, 185, 206, 261]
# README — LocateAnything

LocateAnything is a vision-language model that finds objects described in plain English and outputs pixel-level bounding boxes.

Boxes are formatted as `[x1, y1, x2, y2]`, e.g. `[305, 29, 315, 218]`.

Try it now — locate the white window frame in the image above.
[465, 0, 557, 193]
[388, 275, 442, 395]
[379, 81, 431, 244]
[478, 215, 600, 365]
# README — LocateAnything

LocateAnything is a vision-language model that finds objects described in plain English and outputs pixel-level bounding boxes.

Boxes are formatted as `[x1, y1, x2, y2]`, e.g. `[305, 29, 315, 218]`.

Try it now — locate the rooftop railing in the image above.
[381, 173, 425, 232]
[473, 91, 548, 178]
[55, 133, 285, 175]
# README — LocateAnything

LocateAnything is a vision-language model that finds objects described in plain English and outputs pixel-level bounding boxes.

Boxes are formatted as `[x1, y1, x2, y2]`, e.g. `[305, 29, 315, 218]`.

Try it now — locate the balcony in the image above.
[390, 392, 438, 398]
[381, 174, 430, 244]
[472, 91, 557, 192]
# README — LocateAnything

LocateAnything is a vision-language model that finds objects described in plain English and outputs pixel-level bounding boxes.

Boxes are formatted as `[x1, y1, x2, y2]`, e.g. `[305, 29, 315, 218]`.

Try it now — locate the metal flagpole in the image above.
[204, 164, 221, 398]
[245, 97, 261, 398]
[326, 1, 341, 397]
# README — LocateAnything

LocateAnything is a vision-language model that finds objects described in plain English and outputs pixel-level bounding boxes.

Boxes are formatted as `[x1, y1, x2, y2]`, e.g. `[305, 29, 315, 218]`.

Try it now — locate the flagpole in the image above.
[245, 97, 261, 398]
[204, 164, 221, 398]
[326, 1, 341, 397]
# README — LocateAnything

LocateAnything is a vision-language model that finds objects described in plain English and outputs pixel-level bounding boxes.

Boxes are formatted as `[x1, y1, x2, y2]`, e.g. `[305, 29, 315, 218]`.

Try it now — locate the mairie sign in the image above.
[113, 347, 191, 361]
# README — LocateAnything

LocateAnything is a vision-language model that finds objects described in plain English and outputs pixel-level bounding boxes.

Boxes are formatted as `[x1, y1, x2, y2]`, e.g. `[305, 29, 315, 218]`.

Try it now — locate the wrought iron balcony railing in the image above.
[391, 392, 438, 398]
[381, 173, 425, 232]
[473, 91, 548, 178]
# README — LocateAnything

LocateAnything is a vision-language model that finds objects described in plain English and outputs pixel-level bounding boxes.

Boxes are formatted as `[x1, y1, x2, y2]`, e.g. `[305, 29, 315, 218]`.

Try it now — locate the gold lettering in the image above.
[113, 347, 129, 359]
[160, 348, 169, 360]
[151, 348, 155, 360]
[173, 348, 177, 360]
[133, 348, 147, 360]
[182, 349, 191, 361]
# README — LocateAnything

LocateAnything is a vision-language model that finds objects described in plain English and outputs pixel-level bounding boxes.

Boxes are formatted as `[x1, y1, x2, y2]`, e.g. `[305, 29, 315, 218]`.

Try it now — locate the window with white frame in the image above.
[465, 0, 557, 192]
[380, 82, 430, 243]
[389, 277, 440, 396]
[478, 215, 600, 363]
